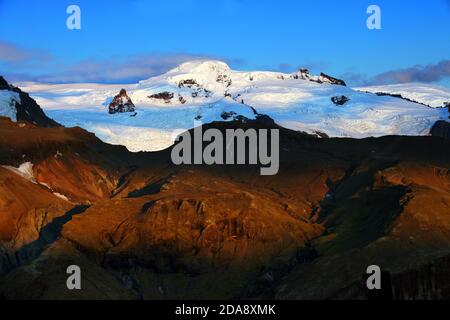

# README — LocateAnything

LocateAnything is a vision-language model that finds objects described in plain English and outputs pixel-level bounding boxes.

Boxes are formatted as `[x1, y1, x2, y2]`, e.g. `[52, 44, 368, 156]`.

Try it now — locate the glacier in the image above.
[13, 60, 449, 152]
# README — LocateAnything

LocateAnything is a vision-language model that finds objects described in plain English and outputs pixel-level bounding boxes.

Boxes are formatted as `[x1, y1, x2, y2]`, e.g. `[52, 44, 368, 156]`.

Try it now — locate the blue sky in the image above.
[0, 0, 449, 86]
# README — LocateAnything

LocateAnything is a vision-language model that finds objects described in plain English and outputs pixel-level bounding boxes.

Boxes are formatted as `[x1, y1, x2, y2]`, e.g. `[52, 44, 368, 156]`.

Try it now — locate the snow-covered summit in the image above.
[137, 60, 233, 100]
[149, 60, 232, 84]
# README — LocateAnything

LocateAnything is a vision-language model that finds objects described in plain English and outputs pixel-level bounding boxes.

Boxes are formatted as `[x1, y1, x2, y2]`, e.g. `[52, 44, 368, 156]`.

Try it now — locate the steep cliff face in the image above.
[108, 89, 136, 114]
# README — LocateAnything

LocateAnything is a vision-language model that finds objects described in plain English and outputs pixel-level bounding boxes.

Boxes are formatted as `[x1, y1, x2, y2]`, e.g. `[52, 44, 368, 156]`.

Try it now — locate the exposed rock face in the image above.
[0, 76, 60, 127]
[216, 74, 232, 87]
[298, 68, 310, 80]
[0, 76, 10, 90]
[331, 95, 350, 106]
[148, 91, 174, 103]
[149, 86, 212, 104]
[178, 95, 187, 104]
[220, 111, 238, 120]
[108, 89, 136, 114]
[178, 79, 198, 88]
[177, 79, 214, 98]
[191, 87, 212, 98]
[319, 73, 347, 86]
[430, 120, 450, 139]
[291, 69, 347, 86]
[291, 68, 311, 80]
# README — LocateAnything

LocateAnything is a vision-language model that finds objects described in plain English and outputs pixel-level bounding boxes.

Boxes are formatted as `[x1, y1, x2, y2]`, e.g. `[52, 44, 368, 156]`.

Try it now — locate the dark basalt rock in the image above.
[216, 74, 232, 87]
[319, 73, 347, 86]
[291, 69, 346, 86]
[108, 89, 136, 114]
[430, 120, 450, 139]
[178, 95, 187, 104]
[177, 79, 214, 99]
[291, 68, 310, 80]
[178, 79, 198, 88]
[148, 91, 174, 103]
[331, 95, 350, 106]
[15, 91, 61, 127]
[0, 76, 10, 90]
[191, 88, 212, 98]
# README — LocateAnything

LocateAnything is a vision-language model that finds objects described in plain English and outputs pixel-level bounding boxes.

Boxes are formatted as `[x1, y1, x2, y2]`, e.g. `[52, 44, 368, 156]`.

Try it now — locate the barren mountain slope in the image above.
[0, 118, 449, 299]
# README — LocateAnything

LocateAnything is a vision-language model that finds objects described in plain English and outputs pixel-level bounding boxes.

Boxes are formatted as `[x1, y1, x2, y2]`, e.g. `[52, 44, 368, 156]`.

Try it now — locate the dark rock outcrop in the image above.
[291, 69, 346, 86]
[108, 89, 136, 114]
[220, 111, 238, 120]
[178, 95, 187, 104]
[319, 73, 347, 86]
[291, 68, 311, 80]
[191, 88, 212, 98]
[178, 79, 198, 88]
[148, 91, 174, 103]
[15, 90, 61, 127]
[0, 76, 10, 90]
[216, 74, 232, 87]
[331, 95, 350, 106]
[430, 120, 450, 139]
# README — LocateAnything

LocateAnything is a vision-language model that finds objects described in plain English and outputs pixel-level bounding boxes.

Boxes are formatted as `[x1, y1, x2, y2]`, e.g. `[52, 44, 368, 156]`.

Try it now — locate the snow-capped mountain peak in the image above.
[133, 60, 347, 107]
[14, 60, 450, 152]
[169, 60, 232, 75]
[137, 60, 233, 100]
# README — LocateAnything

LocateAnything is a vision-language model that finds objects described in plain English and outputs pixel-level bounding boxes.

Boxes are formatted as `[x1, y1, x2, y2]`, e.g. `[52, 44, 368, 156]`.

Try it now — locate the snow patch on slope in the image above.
[53, 192, 70, 201]
[2, 162, 36, 183]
